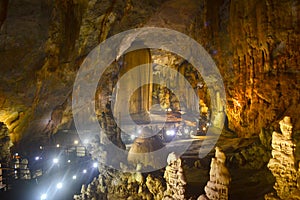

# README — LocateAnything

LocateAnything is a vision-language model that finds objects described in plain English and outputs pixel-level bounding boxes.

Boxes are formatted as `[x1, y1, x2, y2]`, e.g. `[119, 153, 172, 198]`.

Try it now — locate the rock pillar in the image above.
[198, 147, 231, 200]
[265, 116, 298, 199]
[114, 46, 153, 121]
[163, 152, 187, 200]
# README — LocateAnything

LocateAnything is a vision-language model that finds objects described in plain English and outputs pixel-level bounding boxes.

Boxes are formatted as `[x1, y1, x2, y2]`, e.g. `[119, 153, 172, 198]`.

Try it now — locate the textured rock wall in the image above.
[191, 0, 299, 136]
[0, 0, 9, 28]
[0, 0, 298, 148]
[0, 0, 52, 144]
[266, 116, 299, 199]
[0, 122, 11, 162]
[0, 0, 166, 148]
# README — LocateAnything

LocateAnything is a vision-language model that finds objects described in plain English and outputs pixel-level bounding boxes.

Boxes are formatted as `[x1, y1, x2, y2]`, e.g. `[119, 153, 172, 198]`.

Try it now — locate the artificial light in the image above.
[41, 193, 47, 200]
[53, 158, 59, 164]
[56, 182, 63, 189]
[166, 130, 176, 136]
[93, 162, 98, 168]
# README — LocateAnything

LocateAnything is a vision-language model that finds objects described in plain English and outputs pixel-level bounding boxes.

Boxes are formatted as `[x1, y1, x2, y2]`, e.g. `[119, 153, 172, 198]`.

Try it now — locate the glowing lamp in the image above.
[41, 193, 47, 200]
[56, 182, 62, 189]
[93, 162, 98, 168]
[166, 130, 176, 136]
[53, 158, 59, 164]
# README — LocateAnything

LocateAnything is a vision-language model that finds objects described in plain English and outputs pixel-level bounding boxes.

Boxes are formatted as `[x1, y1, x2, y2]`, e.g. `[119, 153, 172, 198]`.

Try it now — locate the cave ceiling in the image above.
[0, 0, 299, 149]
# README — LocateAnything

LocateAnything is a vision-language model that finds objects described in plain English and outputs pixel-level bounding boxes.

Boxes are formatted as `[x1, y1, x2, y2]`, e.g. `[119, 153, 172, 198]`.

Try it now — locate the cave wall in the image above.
[0, 0, 298, 149]
[0, 122, 11, 162]
[191, 0, 299, 136]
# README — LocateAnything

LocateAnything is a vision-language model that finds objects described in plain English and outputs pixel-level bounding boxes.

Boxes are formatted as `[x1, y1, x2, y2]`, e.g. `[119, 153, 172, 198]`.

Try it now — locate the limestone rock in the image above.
[0, 122, 11, 162]
[231, 143, 271, 169]
[266, 116, 299, 199]
[163, 152, 187, 200]
[199, 147, 231, 200]
[128, 127, 165, 169]
[146, 174, 165, 200]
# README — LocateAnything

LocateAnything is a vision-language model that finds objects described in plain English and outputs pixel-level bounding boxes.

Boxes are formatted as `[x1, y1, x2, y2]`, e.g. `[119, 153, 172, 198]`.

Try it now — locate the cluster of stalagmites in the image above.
[74, 166, 166, 200]
[265, 116, 300, 200]
[75, 146, 231, 200]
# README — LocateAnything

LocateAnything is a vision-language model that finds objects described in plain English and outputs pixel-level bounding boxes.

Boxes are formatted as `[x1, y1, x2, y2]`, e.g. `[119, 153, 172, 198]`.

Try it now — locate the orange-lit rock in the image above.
[199, 147, 231, 200]
[266, 116, 299, 199]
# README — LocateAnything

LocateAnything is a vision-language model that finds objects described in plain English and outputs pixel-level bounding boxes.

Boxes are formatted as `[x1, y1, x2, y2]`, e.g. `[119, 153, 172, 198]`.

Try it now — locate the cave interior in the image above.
[0, 0, 299, 200]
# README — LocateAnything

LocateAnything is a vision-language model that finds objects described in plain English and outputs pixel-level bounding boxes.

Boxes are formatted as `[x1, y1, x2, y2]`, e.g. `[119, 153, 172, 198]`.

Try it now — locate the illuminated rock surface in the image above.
[0, 0, 298, 149]
[0, 0, 298, 199]
[163, 152, 187, 200]
[0, 122, 11, 162]
[128, 127, 165, 169]
[199, 147, 231, 200]
[265, 116, 300, 200]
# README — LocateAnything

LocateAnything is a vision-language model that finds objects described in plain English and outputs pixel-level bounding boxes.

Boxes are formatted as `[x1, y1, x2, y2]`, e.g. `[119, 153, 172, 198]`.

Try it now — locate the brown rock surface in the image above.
[266, 116, 299, 199]
[0, 122, 11, 162]
[0, 0, 298, 152]
[128, 127, 165, 169]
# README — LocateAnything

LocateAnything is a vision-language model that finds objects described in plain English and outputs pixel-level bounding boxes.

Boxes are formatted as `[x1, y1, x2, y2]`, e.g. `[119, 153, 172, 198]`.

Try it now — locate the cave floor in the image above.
[0, 133, 275, 200]
[185, 166, 274, 200]
[183, 134, 275, 200]
[124, 133, 275, 200]
[106, 166, 274, 200]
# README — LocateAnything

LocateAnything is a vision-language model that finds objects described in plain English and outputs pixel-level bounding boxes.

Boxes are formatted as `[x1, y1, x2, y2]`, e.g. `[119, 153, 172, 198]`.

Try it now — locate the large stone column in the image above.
[114, 46, 153, 122]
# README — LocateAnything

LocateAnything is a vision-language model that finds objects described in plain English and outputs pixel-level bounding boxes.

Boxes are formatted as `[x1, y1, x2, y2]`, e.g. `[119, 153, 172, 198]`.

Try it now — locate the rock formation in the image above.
[114, 47, 153, 120]
[0, 0, 298, 152]
[19, 158, 31, 180]
[265, 116, 299, 199]
[163, 152, 187, 200]
[146, 174, 165, 200]
[128, 127, 165, 169]
[199, 147, 231, 200]
[74, 165, 166, 200]
[0, 122, 11, 163]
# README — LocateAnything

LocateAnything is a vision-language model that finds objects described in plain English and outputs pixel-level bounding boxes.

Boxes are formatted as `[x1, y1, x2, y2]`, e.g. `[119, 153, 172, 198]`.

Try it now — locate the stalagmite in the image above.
[128, 127, 165, 169]
[163, 152, 187, 200]
[265, 116, 299, 200]
[198, 147, 231, 200]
